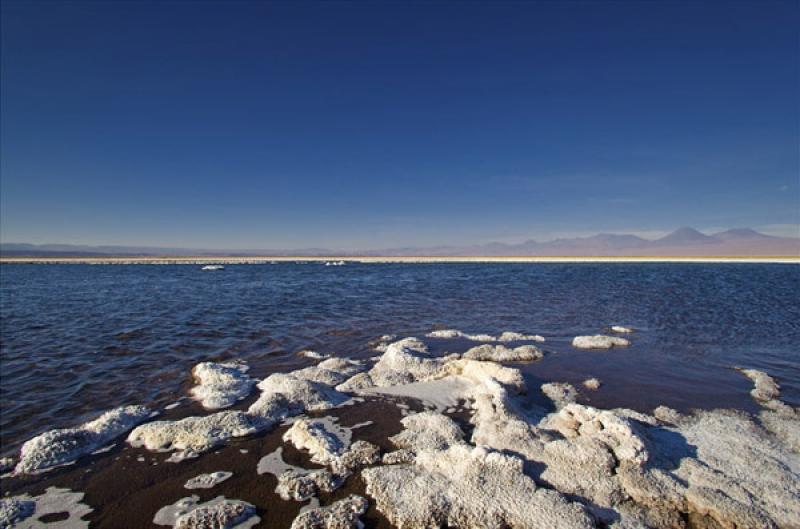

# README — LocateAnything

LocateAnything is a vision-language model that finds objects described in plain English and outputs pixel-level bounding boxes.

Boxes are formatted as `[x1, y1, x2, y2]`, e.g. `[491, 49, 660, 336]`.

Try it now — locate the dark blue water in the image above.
[1, 263, 799, 456]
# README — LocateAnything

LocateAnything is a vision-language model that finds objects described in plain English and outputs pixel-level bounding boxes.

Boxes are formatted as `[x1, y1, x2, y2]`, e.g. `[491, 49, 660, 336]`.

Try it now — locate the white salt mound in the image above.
[541, 382, 578, 409]
[130, 357, 365, 460]
[184, 471, 233, 489]
[283, 419, 346, 465]
[462, 343, 543, 362]
[290, 495, 368, 529]
[15, 405, 151, 474]
[572, 335, 630, 349]
[0, 487, 92, 529]
[190, 361, 255, 410]
[611, 325, 634, 333]
[298, 350, 330, 360]
[497, 331, 546, 342]
[583, 377, 601, 390]
[738, 368, 781, 403]
[128, 411, 258, 462]
[153, 496, 259, 529]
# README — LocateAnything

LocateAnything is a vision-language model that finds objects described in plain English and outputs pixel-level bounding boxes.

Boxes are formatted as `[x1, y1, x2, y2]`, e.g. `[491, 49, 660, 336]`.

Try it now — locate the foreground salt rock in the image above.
[153, 496, 259, 529]
[737, 368, 800, 452]
[0, 487, 92, 529]
[15, 405, 151, 474]
[572, 335, 630, 349]
[364, 411, 594, 529]
[462, 343, 543, 362]
[283, 419, 346, 465]
[290, 495, 368, 529]
[190, 361, 255, 410]
[184, 471, 233, 489]
[128, 358, 366, 460]
[541, 382, 578, 409]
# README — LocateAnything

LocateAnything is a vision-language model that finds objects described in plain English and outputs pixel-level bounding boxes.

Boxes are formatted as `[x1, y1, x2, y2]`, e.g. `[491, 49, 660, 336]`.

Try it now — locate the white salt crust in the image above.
[190, 361, 255, 410]
[426, 329, 545, 342]
[462, 343, 544, 362]
[0, 487, 92, 529]
[349, 337, 799, 529]
[14, 405, 151, 474]
[290, 495, 368, 529]
[153, 496, 259, 529]
[128, 358, 366, 461]
[611, 325, 634, 333]
[298, 350, 331, 360]
[184, 471, 233, 489]
[583, 377, 602, 390]
[572, 335, 630, 349]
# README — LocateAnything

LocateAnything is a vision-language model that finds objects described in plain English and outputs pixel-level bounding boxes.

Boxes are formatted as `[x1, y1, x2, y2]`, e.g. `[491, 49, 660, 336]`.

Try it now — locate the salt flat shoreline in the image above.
[1, 255, 799, 264]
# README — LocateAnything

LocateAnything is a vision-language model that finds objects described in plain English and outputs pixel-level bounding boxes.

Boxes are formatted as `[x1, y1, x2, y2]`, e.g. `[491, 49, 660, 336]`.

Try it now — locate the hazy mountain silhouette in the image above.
[2, 227, 798, 258]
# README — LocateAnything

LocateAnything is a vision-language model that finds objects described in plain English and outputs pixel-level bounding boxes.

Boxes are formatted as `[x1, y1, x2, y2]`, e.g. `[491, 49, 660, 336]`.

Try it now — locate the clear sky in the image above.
[1, 0, 798, 250]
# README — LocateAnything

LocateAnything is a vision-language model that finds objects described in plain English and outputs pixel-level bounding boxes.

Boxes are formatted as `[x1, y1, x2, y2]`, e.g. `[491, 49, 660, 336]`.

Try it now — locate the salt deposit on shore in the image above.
[0, 487, 92, 529]
[190, 361, 255, 410]
[153, 496, 259, 529]
[14, 406, 151, 474]
[184, 471, 233, 489]
[5, 334, 798, 529]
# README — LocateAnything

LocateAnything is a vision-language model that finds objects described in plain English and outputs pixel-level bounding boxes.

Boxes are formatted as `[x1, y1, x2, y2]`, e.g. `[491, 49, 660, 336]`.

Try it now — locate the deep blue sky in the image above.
[1, 0, 798, 249]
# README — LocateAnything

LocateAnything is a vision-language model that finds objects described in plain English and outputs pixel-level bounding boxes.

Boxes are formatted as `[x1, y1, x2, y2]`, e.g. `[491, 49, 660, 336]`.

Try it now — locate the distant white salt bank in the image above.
[571, 335, 630, 349]
[324, 260, 345, 266]
[200, 264, 225, 271]
[190, 361, 255, 410]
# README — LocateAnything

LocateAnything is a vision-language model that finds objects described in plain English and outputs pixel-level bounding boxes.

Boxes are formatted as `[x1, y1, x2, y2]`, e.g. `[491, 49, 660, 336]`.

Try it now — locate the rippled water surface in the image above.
[1, 262, 798, 455]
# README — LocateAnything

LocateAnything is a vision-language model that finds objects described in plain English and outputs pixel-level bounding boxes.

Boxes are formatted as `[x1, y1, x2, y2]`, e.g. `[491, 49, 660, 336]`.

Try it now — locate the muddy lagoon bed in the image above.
[1, 328, 798, 529]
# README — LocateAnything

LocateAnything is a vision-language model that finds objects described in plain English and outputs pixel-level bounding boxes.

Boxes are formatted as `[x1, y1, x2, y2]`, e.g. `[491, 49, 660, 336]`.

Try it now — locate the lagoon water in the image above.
[1, 262, 798, 457]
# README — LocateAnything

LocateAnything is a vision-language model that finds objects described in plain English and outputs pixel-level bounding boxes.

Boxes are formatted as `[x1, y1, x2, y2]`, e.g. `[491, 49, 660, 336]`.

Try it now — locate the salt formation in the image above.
[336, 338, 457, 391]
[426, 329, 545, 342]
[184, 471, 233, 489]
[541, 382, 578, 408]
[462, 343, 543, 362]
[290, 495, 368, 529]
[298, 350, 330, 360]
[583, 377, 601, 390]
[350, 337, 798, 529]
[190, 361, 255, 410]
[571, 335, 630, 349]
[283, 418, 380, 483]
[128, 358, 366, 460]
[15, 405, 151, 474]
[364, 412, 594, 529]
[611, 325, 634, 333]
[128, 411, 258, 462]
[737, 368, 800, 452]
[0, 487, 92, 529]
[153, 496, 259, 529]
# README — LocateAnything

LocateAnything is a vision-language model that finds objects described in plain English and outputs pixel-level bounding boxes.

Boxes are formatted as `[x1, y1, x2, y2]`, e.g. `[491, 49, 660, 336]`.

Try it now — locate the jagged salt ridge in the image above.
[343, 337, 799, 529]
[290, 495, 369, 529]
[190, 361, 255, 410]
[14, 405, 151, 474]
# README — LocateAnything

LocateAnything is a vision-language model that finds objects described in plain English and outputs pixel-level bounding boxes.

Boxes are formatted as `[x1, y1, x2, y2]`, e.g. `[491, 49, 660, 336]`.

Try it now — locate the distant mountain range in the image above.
[1, 227, 798, 257]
